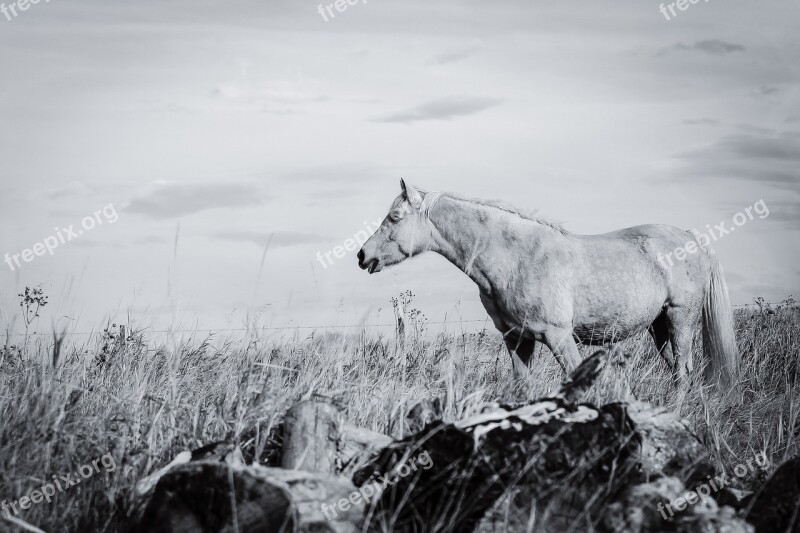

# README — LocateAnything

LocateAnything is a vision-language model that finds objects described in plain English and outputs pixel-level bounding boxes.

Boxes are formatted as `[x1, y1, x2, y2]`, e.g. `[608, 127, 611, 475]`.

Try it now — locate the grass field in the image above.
[0, 296, 798, 532]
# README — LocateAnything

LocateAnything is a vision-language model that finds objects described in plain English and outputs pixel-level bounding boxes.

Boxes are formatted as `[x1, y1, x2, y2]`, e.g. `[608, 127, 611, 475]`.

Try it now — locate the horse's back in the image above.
[579, 224, 710, 267]
[590, 223, 693, 247]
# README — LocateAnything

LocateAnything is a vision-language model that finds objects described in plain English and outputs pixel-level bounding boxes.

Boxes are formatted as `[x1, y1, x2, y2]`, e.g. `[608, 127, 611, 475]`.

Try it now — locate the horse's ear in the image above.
[400, 178, 423, 209]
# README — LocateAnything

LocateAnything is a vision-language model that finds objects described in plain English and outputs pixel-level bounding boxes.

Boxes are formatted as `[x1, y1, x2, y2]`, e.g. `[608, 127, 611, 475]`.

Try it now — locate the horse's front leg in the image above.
[479, 290, 538, 379]
[504, 334, 537, 380]
[542, 327, 582, 375]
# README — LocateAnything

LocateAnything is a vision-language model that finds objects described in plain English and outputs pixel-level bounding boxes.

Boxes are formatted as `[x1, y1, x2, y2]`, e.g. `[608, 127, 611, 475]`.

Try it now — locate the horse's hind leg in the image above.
[666, 305, 699, 387]
[649, 310, 674, 368]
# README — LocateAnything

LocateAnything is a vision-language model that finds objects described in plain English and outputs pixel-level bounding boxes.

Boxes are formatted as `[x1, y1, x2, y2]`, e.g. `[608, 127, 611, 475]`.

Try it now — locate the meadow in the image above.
[0, 294, 797, 532]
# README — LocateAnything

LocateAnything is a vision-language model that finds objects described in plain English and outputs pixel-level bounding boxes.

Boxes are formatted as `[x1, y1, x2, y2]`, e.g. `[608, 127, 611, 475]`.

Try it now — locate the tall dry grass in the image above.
[0, 297, 798, 532]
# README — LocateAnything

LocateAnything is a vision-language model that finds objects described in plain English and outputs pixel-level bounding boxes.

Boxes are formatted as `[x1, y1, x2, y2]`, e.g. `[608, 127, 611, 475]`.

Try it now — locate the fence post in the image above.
[282, 401, 341, 473]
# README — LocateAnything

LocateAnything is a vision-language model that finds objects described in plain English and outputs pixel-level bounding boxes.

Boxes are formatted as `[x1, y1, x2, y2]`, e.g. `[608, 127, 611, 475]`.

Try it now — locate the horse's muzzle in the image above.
[357, 250, 380, 273]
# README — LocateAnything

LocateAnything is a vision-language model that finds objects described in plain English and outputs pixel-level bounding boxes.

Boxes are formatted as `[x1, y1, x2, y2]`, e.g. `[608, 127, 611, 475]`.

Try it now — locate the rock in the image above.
[358, 351, 736, 532]
[603, 477, 753, 533]
[135, 462, 364, 533]
[627, 402, 715, 484]
[557, 348, 610, 402]
[715, 487, 753, 511]
[405, 397, 443, 434]
[338, 422, 393, 476]
[746, 455, 800, 532]
[354, 399, 641, 531]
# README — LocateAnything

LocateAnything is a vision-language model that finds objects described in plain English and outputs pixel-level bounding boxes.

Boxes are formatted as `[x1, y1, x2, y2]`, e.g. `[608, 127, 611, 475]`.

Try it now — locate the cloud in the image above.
[760, 200, 800, 230]
[126, 181, 267, 219]
[210, 71, 329, 115]
[140, 99, 197, 115]
[374, 96, 503, 124]
[683, 118, 718, 126]
[132, 235, 167, 245]
[213, 230, 328, 249]
[658, 39, 746, 57]
[429, 46, 480, 65]
[737, 124, 776, 135]
[285, 163, 404, 184]
[750, 84, 781, 100]
[70, 239, 123, 249]
[42, 181, 95, 200]
[670, 133, 800, 188]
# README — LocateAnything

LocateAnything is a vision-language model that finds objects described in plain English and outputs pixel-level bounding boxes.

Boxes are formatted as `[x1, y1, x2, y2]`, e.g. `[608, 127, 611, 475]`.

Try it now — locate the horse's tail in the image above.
[702, 256, 739, 387]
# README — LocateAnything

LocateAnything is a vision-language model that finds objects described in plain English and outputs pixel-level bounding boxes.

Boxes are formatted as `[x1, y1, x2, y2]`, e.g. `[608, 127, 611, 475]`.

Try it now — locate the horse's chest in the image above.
[480, 292, 550, 334]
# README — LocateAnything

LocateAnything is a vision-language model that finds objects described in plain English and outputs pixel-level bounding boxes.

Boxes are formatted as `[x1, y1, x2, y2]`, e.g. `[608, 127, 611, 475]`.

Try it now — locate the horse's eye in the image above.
[390, 210, 402, 222]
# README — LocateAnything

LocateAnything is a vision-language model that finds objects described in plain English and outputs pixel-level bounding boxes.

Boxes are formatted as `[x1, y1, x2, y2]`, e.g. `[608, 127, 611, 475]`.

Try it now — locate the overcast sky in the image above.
[0, 0, 798, 336]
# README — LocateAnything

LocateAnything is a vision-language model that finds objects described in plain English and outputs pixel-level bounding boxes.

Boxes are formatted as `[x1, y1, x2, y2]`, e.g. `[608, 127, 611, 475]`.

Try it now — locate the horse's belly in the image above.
[570, 249, 668, 344]
[571, 284, 666, 344]
[572, 294, 665, 343]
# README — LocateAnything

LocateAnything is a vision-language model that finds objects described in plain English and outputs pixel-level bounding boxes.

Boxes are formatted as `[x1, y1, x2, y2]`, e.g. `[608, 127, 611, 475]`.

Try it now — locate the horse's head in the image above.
[357, 179, 433, 274]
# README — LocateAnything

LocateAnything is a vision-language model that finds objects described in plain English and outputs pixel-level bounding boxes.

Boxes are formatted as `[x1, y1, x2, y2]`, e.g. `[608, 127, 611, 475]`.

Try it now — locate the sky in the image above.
[0, 0, 798, 337]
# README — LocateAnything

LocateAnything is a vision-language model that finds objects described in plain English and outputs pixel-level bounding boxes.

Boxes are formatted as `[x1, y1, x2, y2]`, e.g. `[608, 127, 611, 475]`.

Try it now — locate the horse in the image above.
[357, 180, 739, 388]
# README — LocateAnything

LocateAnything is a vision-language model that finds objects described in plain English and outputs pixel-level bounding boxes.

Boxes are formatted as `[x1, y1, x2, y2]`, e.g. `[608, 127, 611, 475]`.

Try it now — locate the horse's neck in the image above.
[427, 196, 550, 293]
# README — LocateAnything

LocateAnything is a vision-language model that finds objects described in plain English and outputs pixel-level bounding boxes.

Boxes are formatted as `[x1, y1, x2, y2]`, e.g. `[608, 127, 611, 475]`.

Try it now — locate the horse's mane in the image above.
[420, 189, 568, 235]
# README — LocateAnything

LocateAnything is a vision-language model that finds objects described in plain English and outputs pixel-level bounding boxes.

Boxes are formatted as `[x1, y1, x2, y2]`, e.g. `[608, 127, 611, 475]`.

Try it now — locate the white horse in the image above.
[357, 180, 739, 388]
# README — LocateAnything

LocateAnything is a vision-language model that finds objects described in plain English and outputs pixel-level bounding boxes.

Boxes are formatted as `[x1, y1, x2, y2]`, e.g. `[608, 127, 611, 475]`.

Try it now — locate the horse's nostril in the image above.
[357, 249, 365, 265]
